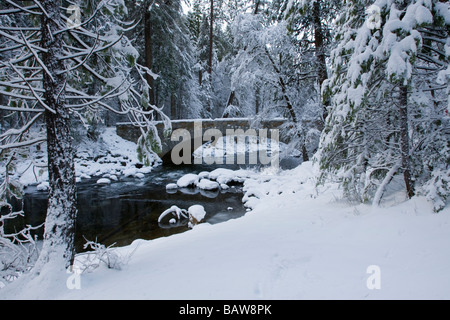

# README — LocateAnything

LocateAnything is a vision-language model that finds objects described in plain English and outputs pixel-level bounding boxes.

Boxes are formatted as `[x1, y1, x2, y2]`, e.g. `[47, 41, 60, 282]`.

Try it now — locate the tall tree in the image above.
[128, 0, 201, 119]
[209, 0, 214, 75]
[0, 0, 167, 270]
[319, 0, 449, 209]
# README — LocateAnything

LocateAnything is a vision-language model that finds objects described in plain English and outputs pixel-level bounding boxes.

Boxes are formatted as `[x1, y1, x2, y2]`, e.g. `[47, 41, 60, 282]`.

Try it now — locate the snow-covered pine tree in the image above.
[0, 0, 168, 272]
[126, 0, 202, 120]
[318, 0, 449, 209]
[150, 0, 201, 119]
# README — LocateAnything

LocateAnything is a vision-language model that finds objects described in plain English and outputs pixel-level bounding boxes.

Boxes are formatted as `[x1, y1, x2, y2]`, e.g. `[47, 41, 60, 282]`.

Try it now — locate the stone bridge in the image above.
[116, 118, 287, 164]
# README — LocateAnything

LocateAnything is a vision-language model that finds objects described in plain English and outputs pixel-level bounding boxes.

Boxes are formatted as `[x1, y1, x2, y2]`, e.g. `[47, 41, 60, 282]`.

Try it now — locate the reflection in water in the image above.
[20, 164, 249, 253]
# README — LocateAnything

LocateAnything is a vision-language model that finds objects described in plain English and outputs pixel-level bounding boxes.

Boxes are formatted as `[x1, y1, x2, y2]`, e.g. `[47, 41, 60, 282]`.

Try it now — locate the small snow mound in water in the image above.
[176, 173, 199, 188]
[97, 178, 111, 184]
[188, 205, 206, 228]
[197, 179, 220, 190]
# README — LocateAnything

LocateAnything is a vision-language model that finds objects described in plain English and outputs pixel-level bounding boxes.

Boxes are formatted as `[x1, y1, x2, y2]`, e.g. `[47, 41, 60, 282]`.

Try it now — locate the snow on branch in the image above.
[78, 237, 138, 272]
[0, 0, 41, 16]
[0, 0, 169, 141]
[0, 200, 41, 285]
[158, 205, 188, 223]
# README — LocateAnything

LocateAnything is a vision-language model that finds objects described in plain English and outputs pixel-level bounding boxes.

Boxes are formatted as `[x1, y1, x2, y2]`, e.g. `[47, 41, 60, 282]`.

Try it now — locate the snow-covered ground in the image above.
[1, 161, 449, 299]
[3, 127, 158, 189]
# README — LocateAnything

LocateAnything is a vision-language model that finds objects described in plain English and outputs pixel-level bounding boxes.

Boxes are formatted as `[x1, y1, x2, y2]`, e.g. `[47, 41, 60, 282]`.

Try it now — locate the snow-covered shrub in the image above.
[318, 0, 449, 206]
[78, 238, 137, 272]
[0, 166, 41, 286]
[422, 168, 450, 213]
[0, 201, 40, 286]
[137, 126, 163, 167]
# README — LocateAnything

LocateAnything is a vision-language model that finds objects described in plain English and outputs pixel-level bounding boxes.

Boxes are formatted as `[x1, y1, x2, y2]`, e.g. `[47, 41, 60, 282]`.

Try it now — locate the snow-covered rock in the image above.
[208, 168, 248, 185]
[198, 171, 210, 179]
[166, 183, 178, 190]
[208, 168, 235, 182]
[176, 173, 199, 188]
[96, 178, 111, 184]
[135, 173, 145, 179]
[36, 181, 49, 191]
[123, 168, 138, 177]
[197, 178, 220, 191]
[188, 205, 206, 228]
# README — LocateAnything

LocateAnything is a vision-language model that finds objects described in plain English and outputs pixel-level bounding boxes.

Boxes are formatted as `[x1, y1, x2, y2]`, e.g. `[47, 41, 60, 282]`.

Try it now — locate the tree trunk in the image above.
[170, 93, 177, 119]
[144, 8, 155, 107]
[208, 0, 213, 75]
[398, 85, 415, 199]
[254, 0, 261, 14]
[39, 0, 77, 268]
[226, 90, 235, 107]
[255, 86, 260, 114]
[313, 0, 328, 120]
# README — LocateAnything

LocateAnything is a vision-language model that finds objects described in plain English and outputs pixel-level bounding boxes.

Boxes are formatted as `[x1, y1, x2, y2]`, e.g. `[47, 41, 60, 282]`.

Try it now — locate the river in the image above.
[20, 164, 249, 253]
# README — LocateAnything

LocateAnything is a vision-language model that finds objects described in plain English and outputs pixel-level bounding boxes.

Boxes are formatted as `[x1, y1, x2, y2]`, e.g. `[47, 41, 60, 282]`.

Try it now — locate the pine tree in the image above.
[318, 0, 449, 209]
[0, 0, 167, 271]
[128, 0, 202, 119]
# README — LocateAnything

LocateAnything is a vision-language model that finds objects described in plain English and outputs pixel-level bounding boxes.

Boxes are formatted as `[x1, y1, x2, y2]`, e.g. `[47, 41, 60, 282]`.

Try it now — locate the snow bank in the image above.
[2, 162, 449, 300]
[2, 127, 158, 188]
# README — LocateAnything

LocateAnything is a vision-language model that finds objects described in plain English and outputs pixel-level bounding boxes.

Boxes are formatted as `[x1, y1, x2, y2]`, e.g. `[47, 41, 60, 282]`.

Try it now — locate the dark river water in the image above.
[18, 164, 250, 253]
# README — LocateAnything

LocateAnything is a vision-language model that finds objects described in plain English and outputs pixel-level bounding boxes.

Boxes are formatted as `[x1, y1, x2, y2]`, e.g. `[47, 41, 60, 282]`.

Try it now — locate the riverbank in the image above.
[4, 127, 158, 189]
[2, 161, 449, 299]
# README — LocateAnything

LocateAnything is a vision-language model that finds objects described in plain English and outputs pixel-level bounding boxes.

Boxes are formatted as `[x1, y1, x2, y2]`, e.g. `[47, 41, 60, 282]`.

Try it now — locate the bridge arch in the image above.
[116, 118, 287, 164]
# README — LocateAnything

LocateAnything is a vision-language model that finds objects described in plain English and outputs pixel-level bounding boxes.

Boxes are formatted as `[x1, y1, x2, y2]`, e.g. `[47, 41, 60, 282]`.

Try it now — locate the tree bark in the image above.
[144, 7, 155, 107]
[170, 93, 177, 119]
[39, 0, 77, 268]
[255, 86, 260, 114]
[398, 85, 415, 199]
[254, 0, 261, 14]
[313, 0, 328, 120]
[208, 0, 213, 75]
